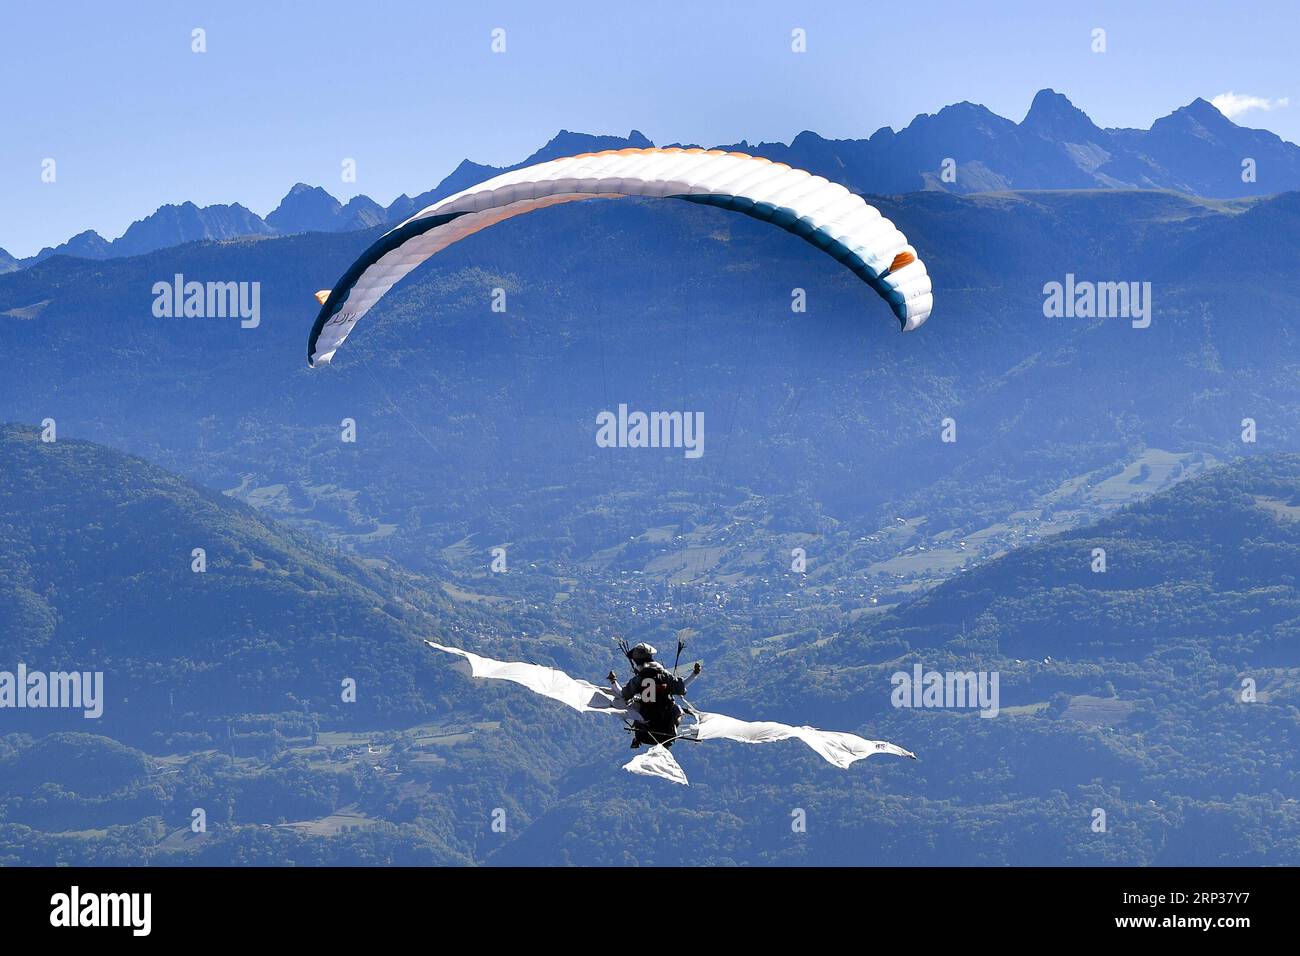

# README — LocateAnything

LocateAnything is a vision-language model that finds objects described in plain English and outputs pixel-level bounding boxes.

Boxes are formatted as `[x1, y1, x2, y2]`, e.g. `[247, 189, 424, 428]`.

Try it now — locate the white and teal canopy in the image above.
[308, 148, 934, 366]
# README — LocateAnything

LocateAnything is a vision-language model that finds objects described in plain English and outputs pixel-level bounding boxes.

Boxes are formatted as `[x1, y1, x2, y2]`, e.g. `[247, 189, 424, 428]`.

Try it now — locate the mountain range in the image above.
[4, 89, 1298, 271]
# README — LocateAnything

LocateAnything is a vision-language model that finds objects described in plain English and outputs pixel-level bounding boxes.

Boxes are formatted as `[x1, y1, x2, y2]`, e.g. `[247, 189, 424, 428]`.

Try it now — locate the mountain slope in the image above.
[0, 428, 634, 864]
[4, 186, 1297, 584]
[1, 436, 1298, 865]
[483, 455, 1300, 866]
[818, 453, 1300, 667]
[0, 424, 465, 735]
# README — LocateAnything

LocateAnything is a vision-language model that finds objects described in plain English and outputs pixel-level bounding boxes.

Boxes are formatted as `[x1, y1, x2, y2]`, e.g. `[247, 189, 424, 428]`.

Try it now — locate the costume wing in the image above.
[623, 745, 689, 786]
[423, 640, 629, 715]
[681, 712, 916, 767]
[423, 641, 914, 785]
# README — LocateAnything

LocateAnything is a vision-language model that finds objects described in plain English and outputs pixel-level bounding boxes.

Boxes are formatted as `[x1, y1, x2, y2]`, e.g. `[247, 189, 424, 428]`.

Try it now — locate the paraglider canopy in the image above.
[308, 148, 933, 367]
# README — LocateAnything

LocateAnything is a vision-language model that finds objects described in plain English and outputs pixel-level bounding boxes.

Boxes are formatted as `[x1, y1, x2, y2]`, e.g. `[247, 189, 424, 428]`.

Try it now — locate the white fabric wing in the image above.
[683, 711, 916, 768]
[623, 745, 689, 786]
[423, 640, 628, 715]
[423, 641, 916, 781]
[309, 147, 933, 366]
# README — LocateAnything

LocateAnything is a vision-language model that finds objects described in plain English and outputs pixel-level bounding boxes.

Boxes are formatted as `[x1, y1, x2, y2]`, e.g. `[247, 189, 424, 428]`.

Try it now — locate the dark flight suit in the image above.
[621, 662, 687, 746]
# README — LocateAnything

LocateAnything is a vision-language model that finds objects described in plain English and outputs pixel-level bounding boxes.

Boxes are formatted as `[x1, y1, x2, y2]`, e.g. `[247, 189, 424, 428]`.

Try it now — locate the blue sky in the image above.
[2, 0, 1296, 257]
